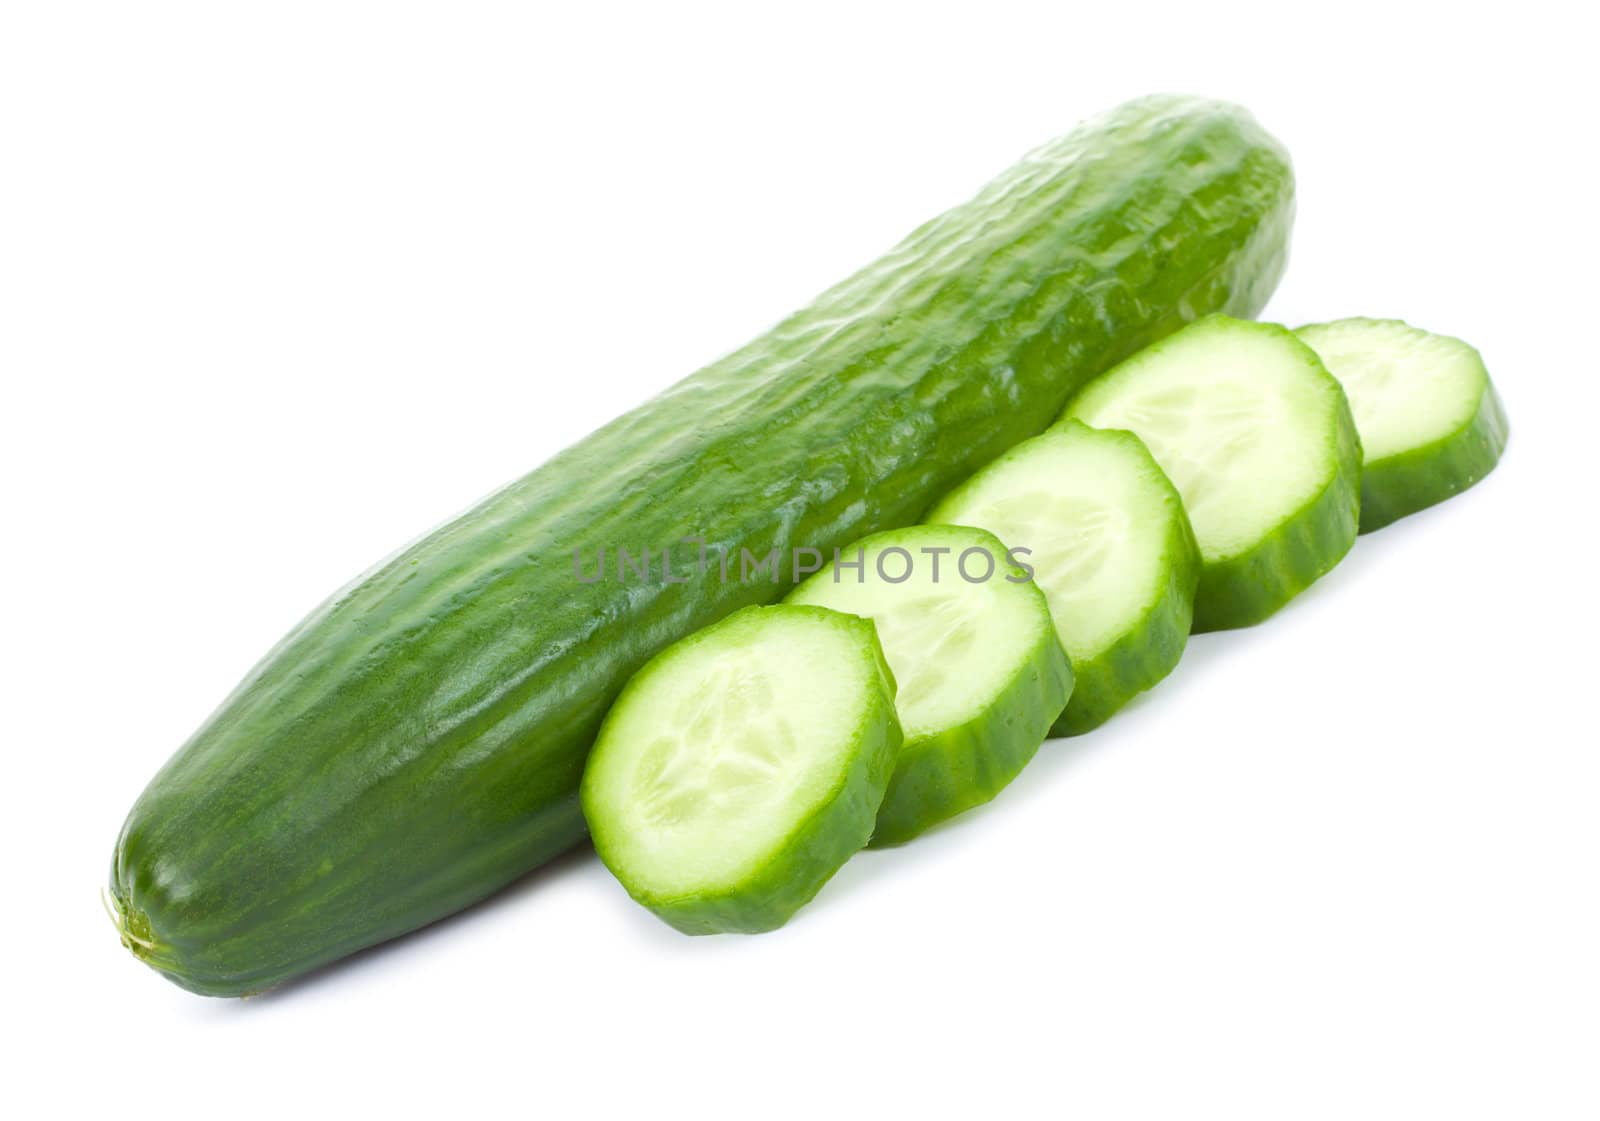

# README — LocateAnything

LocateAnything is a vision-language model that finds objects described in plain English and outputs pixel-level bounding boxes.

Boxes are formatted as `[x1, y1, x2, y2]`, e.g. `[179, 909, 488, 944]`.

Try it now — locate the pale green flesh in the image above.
[585, 608, 884, 900]
[1295, 318, 1484, 464]
[787, 525, 1051, 739]
[927, 430, 1173, 665]
[1066, 316, 1346, 564]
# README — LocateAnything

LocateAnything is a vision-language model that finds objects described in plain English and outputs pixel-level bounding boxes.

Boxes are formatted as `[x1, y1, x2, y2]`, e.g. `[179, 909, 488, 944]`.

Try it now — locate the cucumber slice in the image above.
[1061, 315, 1361, 632]
[1295, 318, 1509, 533]
[580, 604, 900, 934]
[786, 525, 1072, 845]
[926, 422, 1198, 736]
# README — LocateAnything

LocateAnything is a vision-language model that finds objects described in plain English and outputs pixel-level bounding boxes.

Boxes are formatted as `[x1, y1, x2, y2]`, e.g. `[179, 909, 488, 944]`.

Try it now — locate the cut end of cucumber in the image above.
[1065, 315, 1361, 630]
[1296, 317, 1508, 533]
[787, 524, 1071, 845]
[581, 604, 899, 933]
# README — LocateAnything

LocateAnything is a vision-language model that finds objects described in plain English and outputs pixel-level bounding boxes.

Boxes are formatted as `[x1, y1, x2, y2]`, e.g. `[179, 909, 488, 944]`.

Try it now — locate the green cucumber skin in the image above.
[869, 622, 1071, 847]
[1296, 322, 1509, 534]
[584, 606, 902, 935]
[1041, 427, 1200, 737]
[111, 95, 1295, 995]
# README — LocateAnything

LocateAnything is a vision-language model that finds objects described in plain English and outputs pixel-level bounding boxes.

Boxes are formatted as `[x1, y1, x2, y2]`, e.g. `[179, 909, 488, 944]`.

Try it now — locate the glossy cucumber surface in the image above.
[111, 95, 1295, 995]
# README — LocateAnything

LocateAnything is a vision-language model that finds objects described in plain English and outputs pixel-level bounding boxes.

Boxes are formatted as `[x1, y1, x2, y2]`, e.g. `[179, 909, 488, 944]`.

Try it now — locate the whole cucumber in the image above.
[112, 95, 1294, 995]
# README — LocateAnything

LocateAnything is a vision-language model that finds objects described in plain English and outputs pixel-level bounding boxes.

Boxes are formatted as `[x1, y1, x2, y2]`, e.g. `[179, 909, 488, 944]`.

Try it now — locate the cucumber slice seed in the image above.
[787, 525, 1072, 845]
[928, 421, 1198, 735]
[1295, 318, 1508, 533]
[1063, 315, 1361, 631]
[581, 604, 900, 934]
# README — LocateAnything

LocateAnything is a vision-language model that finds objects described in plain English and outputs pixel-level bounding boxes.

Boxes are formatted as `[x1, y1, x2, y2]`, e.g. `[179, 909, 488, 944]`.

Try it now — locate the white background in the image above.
[4, 2, 1596, 1117]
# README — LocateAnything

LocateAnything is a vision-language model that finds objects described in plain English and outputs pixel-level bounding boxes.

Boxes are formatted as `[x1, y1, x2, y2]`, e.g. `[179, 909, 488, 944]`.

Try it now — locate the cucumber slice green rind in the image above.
[786, 525, 1072, 846]
[581, 605, 900, 935]
[1356, 383, 1507, 533]
[1187, 429, 1359, 631]
[1295, 318, 1509, 533]
[926, 423, 1198, 736]
[870, 633, 1070, 845]
[1061, 315, 1362, 632]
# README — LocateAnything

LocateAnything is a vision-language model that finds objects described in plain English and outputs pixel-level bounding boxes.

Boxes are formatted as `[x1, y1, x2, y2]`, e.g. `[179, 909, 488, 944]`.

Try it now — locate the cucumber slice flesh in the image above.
[1295, 318, 1508, 532]
[581, 604, 900, 933]
[1063, 315, 1361, 630]
[927, 422, 1198, 735]
[787, 525, 1071, 844]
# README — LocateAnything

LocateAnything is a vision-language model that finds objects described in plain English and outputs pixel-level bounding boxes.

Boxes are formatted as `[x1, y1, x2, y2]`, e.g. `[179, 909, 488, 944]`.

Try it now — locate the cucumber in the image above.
[581, 605, 900, 933]
[785, 525, 1072, 845]
[110, 95, 1295, 995]
[926, 421, 1198, 735]
[1061, 315, 1360, 631]
[1294, 318, 1508, 533]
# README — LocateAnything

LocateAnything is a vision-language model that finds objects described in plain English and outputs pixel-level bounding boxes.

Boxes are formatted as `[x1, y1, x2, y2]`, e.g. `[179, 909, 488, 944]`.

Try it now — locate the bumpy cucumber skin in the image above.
[583, 606, 901, 935]
[1063, 318, 1362, 632]
[786, 525, 1073, 847]
[111, 96, 1295, 995]
[1296, 319, 1509, 533]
